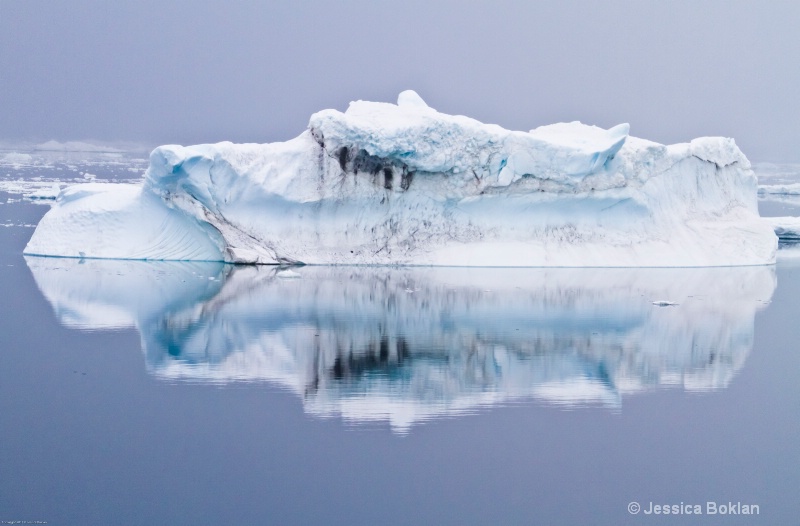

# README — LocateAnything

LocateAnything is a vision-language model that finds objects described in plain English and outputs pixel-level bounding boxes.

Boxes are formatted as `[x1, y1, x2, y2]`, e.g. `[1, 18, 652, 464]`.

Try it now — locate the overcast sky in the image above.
[2, 0, 799, 161]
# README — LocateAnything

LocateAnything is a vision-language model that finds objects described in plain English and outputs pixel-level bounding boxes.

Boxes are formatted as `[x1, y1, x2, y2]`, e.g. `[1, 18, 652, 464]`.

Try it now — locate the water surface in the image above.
[0, 153, 798, 525]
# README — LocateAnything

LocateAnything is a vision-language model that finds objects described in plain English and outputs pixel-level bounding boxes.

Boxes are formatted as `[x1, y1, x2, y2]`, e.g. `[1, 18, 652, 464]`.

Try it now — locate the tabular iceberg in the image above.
[25, 91, 776, 266]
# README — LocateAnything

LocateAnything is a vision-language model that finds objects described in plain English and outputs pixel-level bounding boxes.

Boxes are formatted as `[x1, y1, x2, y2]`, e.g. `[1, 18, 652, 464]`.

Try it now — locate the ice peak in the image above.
[397, 89, 430, 109]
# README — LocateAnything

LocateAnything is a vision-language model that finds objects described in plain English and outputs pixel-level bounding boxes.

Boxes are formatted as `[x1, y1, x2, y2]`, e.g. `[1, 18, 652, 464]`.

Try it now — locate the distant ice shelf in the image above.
[25, 90, 777, 267]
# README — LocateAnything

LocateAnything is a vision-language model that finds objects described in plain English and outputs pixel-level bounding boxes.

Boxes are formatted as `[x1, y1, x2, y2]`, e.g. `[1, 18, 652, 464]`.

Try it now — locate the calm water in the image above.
[1, 152, 798, 525]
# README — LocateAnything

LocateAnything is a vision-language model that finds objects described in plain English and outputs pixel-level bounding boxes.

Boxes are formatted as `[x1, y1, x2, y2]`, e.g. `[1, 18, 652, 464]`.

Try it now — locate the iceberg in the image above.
[764, 216, 800, 242]
[758, 182, 800, 196]
[25, 258, 776, 432]
[25, 91, 776, 266]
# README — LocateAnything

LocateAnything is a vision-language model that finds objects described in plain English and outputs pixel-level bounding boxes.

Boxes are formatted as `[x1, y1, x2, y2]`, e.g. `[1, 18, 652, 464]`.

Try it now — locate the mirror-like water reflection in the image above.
[26, 257, 775, 432]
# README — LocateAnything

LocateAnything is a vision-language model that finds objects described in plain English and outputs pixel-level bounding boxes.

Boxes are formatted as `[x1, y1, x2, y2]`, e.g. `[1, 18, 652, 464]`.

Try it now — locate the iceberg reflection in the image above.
[26, 258, 775, 432]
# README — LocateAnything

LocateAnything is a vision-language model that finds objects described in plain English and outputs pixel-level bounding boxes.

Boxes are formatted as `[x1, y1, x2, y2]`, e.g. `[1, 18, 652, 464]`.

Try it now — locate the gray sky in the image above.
[2, 0, 799, 161]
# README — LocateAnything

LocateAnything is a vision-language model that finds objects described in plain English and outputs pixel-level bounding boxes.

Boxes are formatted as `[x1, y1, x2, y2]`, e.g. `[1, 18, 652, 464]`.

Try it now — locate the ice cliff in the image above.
[25, 90, 776, 266]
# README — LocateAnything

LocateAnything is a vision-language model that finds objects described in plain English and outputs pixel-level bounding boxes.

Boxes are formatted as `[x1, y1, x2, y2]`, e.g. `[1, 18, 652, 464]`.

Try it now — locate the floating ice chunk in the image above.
[25, 91, 777, 267]
[758, 183, 800, 196]
[1, 152, 33, 166]
[26, 183, 61, 200]
[763, 216, 800, 241]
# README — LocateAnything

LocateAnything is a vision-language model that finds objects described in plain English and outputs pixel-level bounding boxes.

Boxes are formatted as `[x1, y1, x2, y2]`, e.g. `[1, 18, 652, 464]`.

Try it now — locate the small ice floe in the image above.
[27, 183, 61, 200]
[276, 269, 301, 279]
[0, 180, 61, 200]
[652, 300, 679, 307]
[758, 183, 800, 196]
[763, 216, 800, 242]
[1, 152, 33, 167]
[0, 222, 36, 228]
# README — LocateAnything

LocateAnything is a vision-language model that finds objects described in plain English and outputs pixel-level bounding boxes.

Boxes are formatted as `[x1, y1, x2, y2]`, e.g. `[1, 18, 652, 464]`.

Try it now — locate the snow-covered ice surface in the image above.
[25, 258, 775, 433]
[28, 184, 225, 260]
[25, 91, 776, 267]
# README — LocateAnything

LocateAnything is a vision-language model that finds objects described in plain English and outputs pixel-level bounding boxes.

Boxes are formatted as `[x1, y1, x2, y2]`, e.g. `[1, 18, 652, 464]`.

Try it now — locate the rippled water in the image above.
[1, 151, 798, 524]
